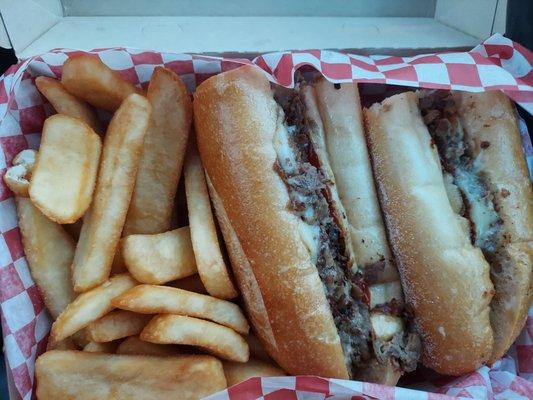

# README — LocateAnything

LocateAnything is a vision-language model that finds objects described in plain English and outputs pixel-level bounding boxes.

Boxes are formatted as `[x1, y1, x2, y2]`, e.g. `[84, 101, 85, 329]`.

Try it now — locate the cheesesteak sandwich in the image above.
[193, 65, 419, 381]
[313, 79, 420, 383]
[364, 90, 532, 375]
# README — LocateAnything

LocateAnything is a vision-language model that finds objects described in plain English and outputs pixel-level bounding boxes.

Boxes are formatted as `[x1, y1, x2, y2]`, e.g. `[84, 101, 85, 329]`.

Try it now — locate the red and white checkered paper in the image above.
[0, 33, 532, 400]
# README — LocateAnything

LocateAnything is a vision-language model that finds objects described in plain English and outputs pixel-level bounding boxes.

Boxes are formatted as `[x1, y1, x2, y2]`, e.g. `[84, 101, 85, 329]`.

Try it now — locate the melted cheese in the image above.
[273, 123, 297, 174]
[369, 281, 403, 308]
[298, 221, 320, 263]
[454, 165, 500, 252]
[371, 314, 403, 341]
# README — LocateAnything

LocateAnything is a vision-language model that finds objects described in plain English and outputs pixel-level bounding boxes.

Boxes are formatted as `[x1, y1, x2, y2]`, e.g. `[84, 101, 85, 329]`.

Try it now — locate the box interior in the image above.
[0, 0, 507, 58]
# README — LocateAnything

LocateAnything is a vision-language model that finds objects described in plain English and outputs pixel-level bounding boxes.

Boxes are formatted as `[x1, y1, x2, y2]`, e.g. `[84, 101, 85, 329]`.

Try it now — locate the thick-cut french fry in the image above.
[49, 274, 137, 345]
[72, 94, 150, 292]
[29, 115, 102, 224]
[122, 227, 196, 284]
[35, 76, 104, 134]
[116, 336, 183, 356]
[87, 310, 151, 342]
[124, 67, 192, 235]
[16, 198, 76, 318]
[83, 341, 118, 353]
[223, 359, 286, 386]
[13, 148, 37, 169]
[113, 285, 249, 334]
[3, 149, 37, 197]
[141, 315, 249, 362]
[61, 55, 143, 112]
[184, 143, 237, 299]
[168, 274, 207, 294]
[36, 350, 226, 400]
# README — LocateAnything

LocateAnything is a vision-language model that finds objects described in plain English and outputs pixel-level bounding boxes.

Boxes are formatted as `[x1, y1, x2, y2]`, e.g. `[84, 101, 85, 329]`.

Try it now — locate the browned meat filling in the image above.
[274, 87, 420, 375]
[419, 90, 502, 254]
[274, 90, 372, 374]
[374, 330, 421, 369]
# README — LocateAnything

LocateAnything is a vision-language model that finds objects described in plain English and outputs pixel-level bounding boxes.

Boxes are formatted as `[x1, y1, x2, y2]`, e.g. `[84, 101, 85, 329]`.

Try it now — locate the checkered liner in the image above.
[0, 33, 532, 400]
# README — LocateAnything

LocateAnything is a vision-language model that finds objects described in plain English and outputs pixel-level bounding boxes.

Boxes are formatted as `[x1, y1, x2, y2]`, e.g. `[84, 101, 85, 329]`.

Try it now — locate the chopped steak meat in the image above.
[374, 329, 420, 372]
[372, 298, 403, 316]
[419, 90, 502, 254]
[274, 87, 418, 375]
[274, 89, 371, 374]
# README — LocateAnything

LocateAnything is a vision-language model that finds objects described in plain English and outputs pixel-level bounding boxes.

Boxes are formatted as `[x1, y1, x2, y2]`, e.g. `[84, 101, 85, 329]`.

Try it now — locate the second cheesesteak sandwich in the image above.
[364, 90, 532, 376]
[193, 65, 419, 382]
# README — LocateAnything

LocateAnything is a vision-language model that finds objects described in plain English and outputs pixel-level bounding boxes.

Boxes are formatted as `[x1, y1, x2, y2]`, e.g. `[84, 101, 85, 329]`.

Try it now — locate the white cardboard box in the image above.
[0, 1, 513, 399]
[0, 0, 507, 58]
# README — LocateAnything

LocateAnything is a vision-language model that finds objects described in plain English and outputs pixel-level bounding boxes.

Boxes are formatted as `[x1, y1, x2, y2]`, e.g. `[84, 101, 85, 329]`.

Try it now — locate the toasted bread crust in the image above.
[194, 66, 349, 378]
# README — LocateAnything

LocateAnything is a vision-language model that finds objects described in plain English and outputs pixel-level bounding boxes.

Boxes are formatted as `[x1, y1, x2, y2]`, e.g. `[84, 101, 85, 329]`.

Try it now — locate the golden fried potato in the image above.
[49, 274, 137, 345]
[121, 227, 196, 284]
[61, 55, 143, 112]
[87, 310, 151, 342]
[223, 359, 286, 386]
[3, 149, 37, 197]
[113, 285, 249, 334]
[141, 315, 249, 362]
[29, 114, 101, 224]
[124, 67, 192, 235]
[72, 94, 150, 292]
[35, 76, 104, 134]
[16, 198, 76, 318]
[184, 143, 237, 299]
[36, 350, 226, 400]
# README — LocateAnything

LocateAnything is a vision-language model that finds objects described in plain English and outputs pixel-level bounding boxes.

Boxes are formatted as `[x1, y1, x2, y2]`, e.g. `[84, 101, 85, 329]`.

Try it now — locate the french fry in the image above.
[123, 67, 192, 235]
[168, 274, 207, 294]
[113, 285, 249, 334]
[29, 115, 102, 224]
[116, 336, 183, 357]
[35, 76, 104, 134]
[61, 55, 143, 112]
[87, 310, 151, 342]
[121, 227, 196, 284]
[16, 198, 76, 318]
[3, 149, 37, 197]
[72, 94, 150, 292]
[49, 274, 137, 345]
[223, 359, 286, 386]
[13, 149, 37, 169]
[141, 315, 249, 362]
[83, 341, 118, 353]
[184, 143, 237, 299]
[17, 200, 90, 349]
[36, 350, 227, 400]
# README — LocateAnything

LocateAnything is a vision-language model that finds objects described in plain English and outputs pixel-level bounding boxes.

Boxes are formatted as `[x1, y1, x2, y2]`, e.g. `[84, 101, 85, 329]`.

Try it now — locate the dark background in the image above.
[0, 0, 531, 398]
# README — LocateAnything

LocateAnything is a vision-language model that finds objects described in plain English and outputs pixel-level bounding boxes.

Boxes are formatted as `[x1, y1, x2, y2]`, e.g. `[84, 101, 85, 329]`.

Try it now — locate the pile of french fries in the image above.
[4, 55, 285, 400]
